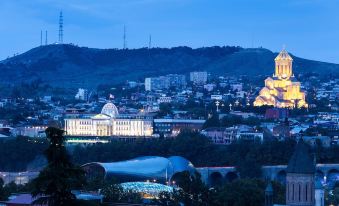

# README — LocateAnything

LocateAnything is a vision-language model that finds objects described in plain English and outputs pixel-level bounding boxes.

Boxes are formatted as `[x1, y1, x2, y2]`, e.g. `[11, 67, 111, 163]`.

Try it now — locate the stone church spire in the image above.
[286, 139, 315, 206]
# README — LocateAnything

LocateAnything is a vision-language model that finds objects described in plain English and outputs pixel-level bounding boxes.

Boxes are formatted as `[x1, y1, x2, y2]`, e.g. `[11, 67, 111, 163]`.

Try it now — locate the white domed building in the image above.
[101, 102, 119, 118]
[64, 102, 153, 137]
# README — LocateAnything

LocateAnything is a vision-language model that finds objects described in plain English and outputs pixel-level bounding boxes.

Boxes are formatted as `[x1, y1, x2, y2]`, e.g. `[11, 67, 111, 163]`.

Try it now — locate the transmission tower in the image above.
[40, 30, 43, 46]
[149, 35, 152, 49]
[59, 11, 63, 44]
[45, 30, 48, 45]
[123, 25, 127, 49]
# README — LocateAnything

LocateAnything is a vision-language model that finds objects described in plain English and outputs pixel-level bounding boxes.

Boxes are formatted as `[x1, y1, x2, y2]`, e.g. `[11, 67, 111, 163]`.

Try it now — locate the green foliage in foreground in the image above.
[0, 137, 47, 171]
[2, 130, 339, 177]
[156, 173, 285, 206]
[31, 127, 85, 206]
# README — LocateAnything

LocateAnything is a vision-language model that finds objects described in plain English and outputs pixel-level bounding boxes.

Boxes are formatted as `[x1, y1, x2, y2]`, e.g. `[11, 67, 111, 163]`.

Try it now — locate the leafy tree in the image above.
[84, 176, 104, 192]
[0, 137, 47, 172]
[158, 103, 172, 117]
[171, 171, 212, 206]
[221, 115, 243, 127]
[236, 155, 262, 179]
[215, 179, 265, 206]
[0, 178, 9, 201]
[31, 127, 85, 206]
[326, 187, 339, 206]
[100, 178, 142, 204]
[203, 113, 220, 128]
[271, 181, 285, 204]
[157, 191, 181, 206]
[101, 179, 125, 202]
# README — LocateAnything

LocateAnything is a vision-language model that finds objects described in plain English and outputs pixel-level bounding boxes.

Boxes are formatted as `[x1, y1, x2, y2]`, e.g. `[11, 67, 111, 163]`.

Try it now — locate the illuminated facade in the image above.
[64, 102, 153, 137]
[254, 49, 308, 108]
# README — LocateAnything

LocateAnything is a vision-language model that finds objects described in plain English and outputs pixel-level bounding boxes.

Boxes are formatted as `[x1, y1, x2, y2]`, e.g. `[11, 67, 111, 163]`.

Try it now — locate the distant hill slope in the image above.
[0, 44, 338, 88]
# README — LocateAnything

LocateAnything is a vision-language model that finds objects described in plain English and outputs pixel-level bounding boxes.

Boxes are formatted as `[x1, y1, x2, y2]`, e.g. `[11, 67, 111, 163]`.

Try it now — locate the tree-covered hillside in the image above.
[0, 44, 338, 88]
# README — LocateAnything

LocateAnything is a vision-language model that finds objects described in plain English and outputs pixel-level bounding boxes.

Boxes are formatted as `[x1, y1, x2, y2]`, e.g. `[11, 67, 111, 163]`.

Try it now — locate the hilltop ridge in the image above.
[0, 44, 338, 88]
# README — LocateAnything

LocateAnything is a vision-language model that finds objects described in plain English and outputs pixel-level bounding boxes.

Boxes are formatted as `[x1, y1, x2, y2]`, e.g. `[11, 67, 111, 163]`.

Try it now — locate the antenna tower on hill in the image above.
[59, 11, 63, 44]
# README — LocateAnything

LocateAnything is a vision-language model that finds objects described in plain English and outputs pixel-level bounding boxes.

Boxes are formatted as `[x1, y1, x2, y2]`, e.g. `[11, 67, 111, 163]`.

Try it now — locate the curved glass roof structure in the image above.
[82, 156, 195, 183]
[101, 102, 119, 118]
[120, 182, 174, 198]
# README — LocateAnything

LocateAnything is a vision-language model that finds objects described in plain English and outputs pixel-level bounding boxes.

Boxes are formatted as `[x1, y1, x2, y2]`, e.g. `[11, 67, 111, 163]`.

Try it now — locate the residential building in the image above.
[145, 74, 186, 91]
[158, 96, 172, 104]
[153, 119, 205, 137]
[190, 71, 208, 85]
[75, 88, 89, 101]
[231, 83, 243, 91]
[201, 125, 264, 145]
[265, 108, 289, 119]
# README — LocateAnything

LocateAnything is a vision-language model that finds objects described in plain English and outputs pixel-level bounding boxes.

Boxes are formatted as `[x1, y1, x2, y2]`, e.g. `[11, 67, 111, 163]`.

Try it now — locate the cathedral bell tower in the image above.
[274, 49, 293, 80]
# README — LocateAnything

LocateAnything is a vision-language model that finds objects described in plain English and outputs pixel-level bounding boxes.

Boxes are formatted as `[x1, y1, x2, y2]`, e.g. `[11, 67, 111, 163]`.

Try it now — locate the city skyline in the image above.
[1, 0, 339, 63]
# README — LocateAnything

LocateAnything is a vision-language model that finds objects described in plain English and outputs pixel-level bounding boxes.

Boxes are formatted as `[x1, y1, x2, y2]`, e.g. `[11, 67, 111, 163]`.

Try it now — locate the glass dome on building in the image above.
[82, 156, 195, 183]
[120, 182, 174, 199]
[101, 102, 119, 118]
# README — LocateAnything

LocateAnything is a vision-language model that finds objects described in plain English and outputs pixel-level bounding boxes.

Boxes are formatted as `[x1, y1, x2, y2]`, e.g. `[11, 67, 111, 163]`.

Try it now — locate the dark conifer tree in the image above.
[31, 127, 85, 206]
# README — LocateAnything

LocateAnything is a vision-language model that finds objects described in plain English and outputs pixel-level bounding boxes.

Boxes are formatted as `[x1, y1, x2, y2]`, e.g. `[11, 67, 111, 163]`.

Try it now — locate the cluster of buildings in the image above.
[64, 101, 206, 138]
[145, 74, 187, 91]
[201, 125, 263, 144]
[0, 45, 337, 205]
[145, 71, 209, 91]
[0, 49, 336, 148]
[315, 79, 339, 108]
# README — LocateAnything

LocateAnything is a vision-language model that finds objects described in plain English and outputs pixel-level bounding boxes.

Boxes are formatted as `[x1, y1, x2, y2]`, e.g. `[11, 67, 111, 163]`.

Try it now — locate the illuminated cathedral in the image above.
[253, 49, 308, 108]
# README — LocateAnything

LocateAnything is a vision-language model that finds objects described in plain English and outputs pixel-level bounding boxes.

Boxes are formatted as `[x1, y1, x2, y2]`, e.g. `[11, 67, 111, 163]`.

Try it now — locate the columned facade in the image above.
[64, 102, 153, 137]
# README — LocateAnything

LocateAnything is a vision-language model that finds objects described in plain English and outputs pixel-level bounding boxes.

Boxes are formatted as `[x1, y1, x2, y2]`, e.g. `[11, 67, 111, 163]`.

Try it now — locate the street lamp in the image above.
[215, 101, 220, 112]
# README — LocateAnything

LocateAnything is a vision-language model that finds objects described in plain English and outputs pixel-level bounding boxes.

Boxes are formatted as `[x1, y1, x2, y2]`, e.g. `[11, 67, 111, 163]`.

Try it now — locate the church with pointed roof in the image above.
[253, 49, 308, 108]
[266, 139, 324, 206]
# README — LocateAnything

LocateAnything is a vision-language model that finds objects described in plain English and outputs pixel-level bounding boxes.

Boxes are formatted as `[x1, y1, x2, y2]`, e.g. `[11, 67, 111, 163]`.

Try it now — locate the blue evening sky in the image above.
[1, 0, 339, 63]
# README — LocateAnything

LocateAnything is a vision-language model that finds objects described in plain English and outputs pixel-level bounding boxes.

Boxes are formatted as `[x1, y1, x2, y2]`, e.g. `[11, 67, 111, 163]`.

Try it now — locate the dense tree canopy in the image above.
[70, 131, 339, 170]
[0, 137, 47, 171]
[2, 131, 339, 174]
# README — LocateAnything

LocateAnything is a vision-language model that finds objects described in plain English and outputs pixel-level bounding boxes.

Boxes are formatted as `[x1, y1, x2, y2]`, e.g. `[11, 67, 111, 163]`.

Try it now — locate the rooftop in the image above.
[286, 139, 315, 174]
